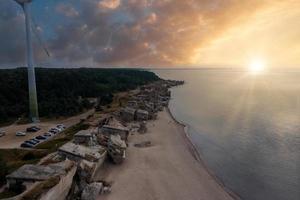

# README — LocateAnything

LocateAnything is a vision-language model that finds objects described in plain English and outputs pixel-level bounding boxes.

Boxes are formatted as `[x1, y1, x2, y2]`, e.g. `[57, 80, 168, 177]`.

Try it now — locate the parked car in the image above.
[49, 130, 57, 135]
[0, 130, 5, 137]
[20, 143, 34, 148]
[36, 135, 47, 140]
[51, 127, 60, 131]
[49, 128, 60, 134]
[16, 131, 26, 136]
[57, 128, 63, 132]
[24, 140, 36, 145]
[44, 132, 53, 137]
[43, 134, 51, 138]
[30, 138, 40, 144]
[26, 126, 41, 132]
[56, 127, 64, 132]
[57, 124, 66, 129]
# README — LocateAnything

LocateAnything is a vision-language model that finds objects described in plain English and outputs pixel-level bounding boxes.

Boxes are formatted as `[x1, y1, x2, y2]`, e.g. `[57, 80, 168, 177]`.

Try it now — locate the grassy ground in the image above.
[101, 91, 130, 113]
[0, 119, 16, 127]
[0, 149, 48, 172]
[0, 189, 19, 199]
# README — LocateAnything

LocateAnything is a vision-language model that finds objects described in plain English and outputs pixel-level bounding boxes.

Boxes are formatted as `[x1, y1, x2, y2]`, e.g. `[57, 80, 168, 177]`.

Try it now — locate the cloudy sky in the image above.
[0, 0, 299, 68]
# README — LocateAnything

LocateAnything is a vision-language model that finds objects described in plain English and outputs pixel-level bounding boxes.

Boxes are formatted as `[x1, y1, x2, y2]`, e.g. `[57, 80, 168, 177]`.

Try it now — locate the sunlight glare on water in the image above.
[155, 69, 300, 200]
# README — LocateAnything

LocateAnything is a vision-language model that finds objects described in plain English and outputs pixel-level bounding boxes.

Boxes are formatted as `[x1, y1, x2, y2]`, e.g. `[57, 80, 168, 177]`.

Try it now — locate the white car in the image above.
[56, 127, 64, 132]
[16, 131, 26, 136]
[56, 124, 66, 129]
[49, 128, 60, 134]
[56, 124, 66, 131]
[0, 130, 5, 137]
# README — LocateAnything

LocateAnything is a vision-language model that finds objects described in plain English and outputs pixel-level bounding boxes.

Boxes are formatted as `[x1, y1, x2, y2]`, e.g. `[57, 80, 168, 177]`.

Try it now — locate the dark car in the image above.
[25, 140, 36, 145]
[20, 143, 34, 148]
[30, 138, 40, 144]
[57, 124, 66, 129]
[26, 126, 41, 132]
[49, 130, 58, 134]
[49, 128, 59, 133]
[44, 133, 52, 137]
[36, 135, 47, 140]
[33, 126, 41, 130]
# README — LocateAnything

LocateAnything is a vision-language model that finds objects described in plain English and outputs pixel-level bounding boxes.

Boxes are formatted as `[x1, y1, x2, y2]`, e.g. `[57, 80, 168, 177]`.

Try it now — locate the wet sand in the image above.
[97, 109, 236, 200]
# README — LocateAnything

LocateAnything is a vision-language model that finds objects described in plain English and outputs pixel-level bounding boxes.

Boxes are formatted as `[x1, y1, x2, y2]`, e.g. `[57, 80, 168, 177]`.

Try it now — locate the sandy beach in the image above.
[96, 109, 236, 200]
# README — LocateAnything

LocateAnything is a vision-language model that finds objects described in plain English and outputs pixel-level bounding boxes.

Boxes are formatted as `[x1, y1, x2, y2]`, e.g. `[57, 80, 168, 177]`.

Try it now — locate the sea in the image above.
[154, 69, 300, 200]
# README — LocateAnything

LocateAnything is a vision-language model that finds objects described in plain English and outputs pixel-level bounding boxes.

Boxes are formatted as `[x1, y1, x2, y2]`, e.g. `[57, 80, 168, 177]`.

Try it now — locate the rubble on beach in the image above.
[3, 79, 183, 200]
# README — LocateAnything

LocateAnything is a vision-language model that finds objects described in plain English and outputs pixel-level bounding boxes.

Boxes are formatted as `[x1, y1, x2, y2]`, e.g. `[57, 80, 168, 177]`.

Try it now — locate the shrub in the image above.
[0, 155, 8, 185]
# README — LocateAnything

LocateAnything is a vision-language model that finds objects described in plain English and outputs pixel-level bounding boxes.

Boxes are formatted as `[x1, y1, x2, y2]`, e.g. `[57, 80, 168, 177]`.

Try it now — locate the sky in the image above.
[0, 0, 299, 68]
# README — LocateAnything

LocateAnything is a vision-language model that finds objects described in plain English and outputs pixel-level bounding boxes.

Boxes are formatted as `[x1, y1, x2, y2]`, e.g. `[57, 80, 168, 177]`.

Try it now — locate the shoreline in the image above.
[166, 107, 241, 200]
[98, 108, 236, 200]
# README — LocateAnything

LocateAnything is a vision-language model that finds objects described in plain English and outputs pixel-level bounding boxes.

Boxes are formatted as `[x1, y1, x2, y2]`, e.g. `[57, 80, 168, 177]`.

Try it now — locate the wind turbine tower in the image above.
[15, 0, 39, 122]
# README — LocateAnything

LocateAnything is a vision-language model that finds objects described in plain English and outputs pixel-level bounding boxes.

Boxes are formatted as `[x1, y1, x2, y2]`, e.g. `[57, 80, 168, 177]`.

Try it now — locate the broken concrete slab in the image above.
[136, 109, 149, 121]
[101, 125, 129, 141]
[138, 121, 147, 134]
[6, 160, 76, 199]
[107, 135, 126, 164]
[81, 182, 103, 200]
[109, 134, 127, 149]
[120, 107, 136, 122]
[6, 163, 66, 183]
[58, 142, 106, 163]
[73, 130, 97, 146]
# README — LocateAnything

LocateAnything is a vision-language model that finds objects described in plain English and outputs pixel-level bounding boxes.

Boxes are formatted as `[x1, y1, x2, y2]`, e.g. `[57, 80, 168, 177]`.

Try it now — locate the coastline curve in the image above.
[166, 106, 242, 200]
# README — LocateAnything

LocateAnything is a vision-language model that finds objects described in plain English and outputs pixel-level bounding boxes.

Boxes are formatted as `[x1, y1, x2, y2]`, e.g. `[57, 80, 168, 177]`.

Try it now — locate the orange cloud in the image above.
[194, 0, 300, 68]
[98, 0, 121, 10]
[145, 13, 157, 24]
[4, 0, 297, 68]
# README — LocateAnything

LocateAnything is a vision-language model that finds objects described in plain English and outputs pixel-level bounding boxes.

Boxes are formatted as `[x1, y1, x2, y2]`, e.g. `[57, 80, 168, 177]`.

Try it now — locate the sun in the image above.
[248, 59, 266, 74]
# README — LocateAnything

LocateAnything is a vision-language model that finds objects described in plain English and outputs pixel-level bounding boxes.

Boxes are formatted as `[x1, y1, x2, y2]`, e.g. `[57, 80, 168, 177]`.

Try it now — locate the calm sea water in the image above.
[154, 69, 300, 200]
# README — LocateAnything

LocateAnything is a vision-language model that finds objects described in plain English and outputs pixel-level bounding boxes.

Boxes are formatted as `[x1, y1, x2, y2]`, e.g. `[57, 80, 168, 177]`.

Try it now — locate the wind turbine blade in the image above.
[104, 24, 123, 50]
[105, 31, 113, 49]
[30, 15, 51, 57]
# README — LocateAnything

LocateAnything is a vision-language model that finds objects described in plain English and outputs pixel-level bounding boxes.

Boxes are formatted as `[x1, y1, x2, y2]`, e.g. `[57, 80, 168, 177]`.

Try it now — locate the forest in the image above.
[0, 68, 160, 123]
